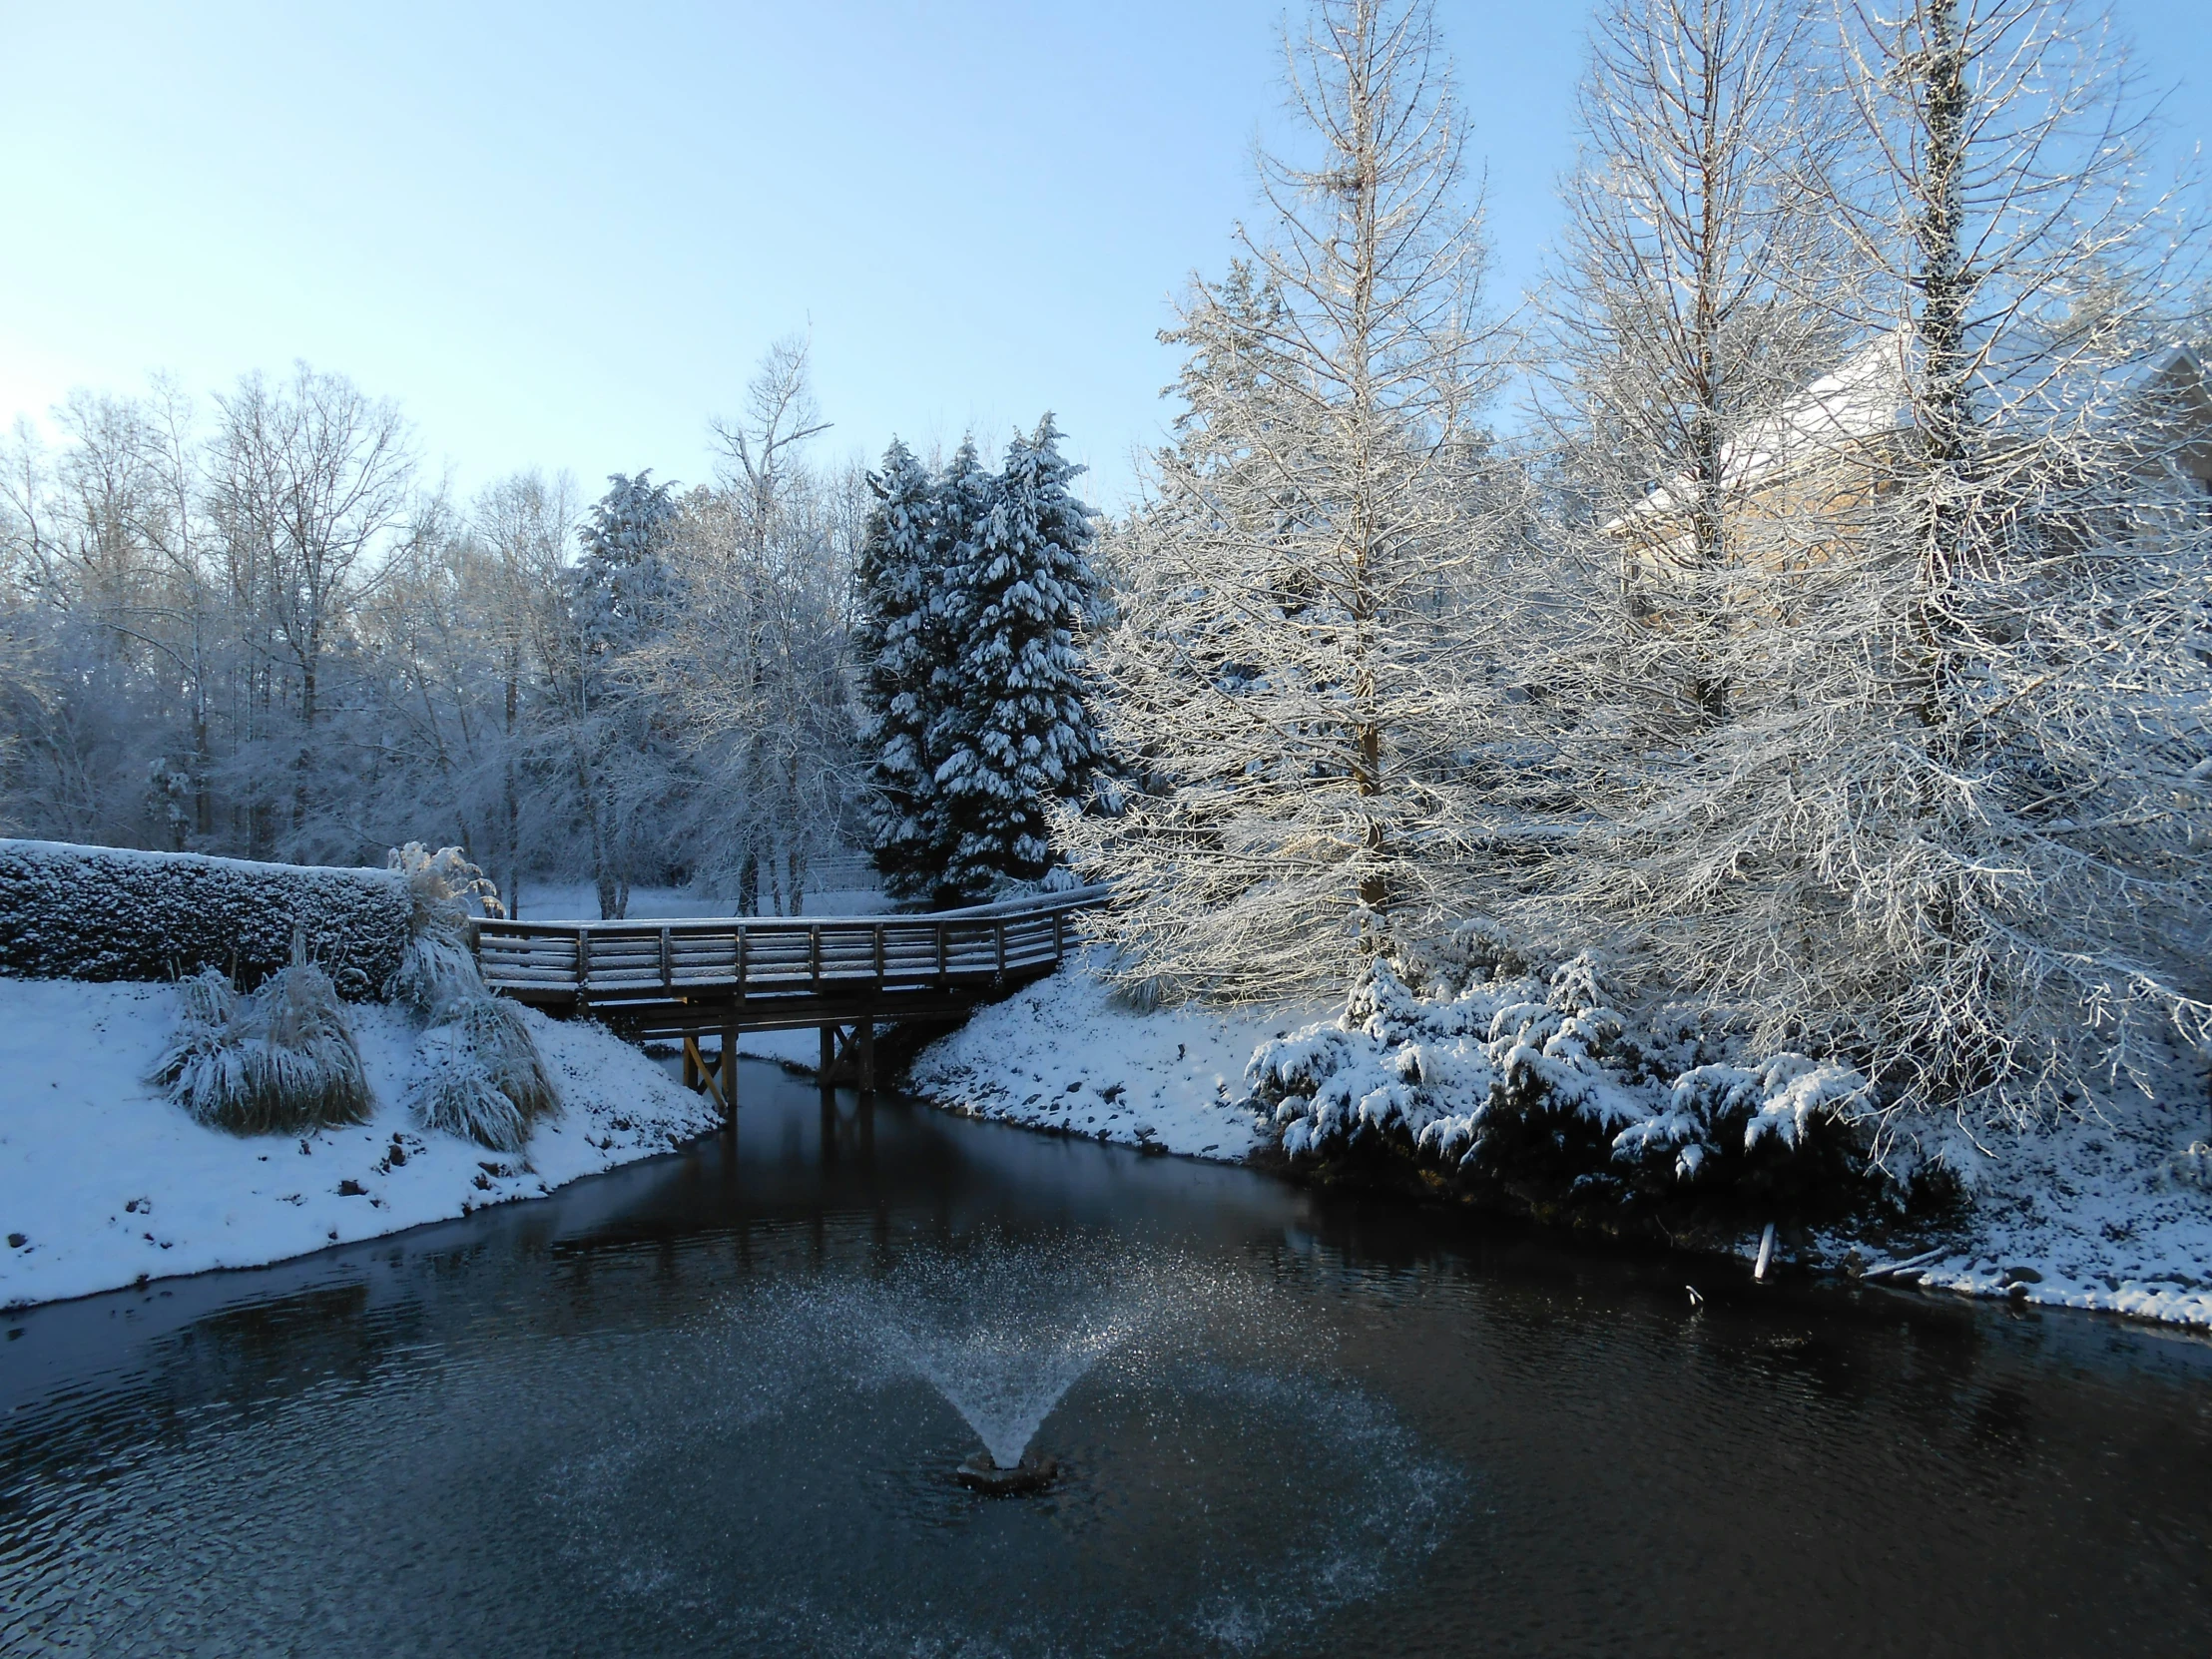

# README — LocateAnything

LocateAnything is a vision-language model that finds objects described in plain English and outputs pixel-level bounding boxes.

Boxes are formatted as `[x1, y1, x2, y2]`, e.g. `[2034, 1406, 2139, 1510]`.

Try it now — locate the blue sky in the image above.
[1, 1, 2205, 511]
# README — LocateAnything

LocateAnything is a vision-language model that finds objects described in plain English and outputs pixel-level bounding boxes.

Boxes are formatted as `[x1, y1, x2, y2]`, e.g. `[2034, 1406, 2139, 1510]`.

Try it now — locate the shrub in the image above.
[153, 942, 374, 1136]
[408, 995, 560, 1152]
[1, 837, 406, 997]
[1249, 937, 1884, 1215]
[383, 842, 560, 1150]
[383, 841, 503, 1015]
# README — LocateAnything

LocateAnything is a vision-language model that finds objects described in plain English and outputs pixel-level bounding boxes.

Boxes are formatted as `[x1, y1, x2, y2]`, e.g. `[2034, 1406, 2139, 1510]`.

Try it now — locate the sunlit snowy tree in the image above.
[933, 418, 1103, 902]
[1575, 0, 2212, 1135]
[855, 440, 954, 901]
[1066, 0, 1515, 999]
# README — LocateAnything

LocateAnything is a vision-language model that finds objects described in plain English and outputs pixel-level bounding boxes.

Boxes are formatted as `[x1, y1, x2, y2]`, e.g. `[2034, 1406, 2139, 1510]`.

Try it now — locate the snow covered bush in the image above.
[1, 837, 408, 997]
[1247, 925, 1881, 1211]
[384, 842, 559, 1151]
[407, 995, 559, 1153]
[153, 942, 373, 1136]
[384, 841, 503, 1014]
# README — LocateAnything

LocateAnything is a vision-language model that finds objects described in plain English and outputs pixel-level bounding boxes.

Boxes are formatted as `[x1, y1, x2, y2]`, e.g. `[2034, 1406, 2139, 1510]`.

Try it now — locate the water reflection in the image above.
[2, 1060, 2208, 1657]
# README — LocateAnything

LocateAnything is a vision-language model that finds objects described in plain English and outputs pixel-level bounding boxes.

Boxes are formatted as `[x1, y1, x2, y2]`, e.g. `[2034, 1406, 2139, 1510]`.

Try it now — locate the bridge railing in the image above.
[469, 884, 1110, 1007]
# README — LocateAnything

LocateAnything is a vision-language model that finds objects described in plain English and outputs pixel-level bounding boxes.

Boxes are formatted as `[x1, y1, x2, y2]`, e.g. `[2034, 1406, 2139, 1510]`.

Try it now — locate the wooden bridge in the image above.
[470, 885, 1109, 1116]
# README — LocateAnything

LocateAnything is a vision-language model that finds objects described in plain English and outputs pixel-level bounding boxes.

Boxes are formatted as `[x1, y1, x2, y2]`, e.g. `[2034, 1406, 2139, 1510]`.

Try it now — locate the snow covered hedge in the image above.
[0, 838, 409, 999]
[1246, 923, 1890, 1212]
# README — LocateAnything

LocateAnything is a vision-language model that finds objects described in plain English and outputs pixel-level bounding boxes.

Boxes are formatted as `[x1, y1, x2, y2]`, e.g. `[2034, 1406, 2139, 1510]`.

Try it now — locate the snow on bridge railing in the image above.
[468, 884, 1112, 1007]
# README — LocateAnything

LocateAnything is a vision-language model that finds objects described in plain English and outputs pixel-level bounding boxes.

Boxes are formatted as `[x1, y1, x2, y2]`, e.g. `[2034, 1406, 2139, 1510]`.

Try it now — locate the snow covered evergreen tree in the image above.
[571, 471, 680, 652]
[560, 470, 681, 917]
[931, 419, 1103, 902]
[854, 440, 953, 901]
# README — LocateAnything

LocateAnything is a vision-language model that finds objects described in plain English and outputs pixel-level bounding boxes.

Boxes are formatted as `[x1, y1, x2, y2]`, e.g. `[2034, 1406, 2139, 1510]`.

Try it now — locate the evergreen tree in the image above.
[570, 470, 680, 661]
[562, 470, 680, 917]
[854, 441, 949, 901]
[933, 417, 1103, 900]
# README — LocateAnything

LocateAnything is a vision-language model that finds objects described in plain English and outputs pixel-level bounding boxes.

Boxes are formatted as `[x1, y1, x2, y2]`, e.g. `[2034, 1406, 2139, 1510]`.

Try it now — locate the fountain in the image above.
[836, 1238, 1148, 1494]
[953, 1448, 1059, 1494]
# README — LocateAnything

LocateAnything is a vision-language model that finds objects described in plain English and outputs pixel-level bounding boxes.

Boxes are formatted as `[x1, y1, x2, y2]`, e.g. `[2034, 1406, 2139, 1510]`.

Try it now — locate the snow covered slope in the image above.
[1828, 1088, 2212, 1329]
[908, 953, 1331, 1160]
[0, 978, 719, 1309]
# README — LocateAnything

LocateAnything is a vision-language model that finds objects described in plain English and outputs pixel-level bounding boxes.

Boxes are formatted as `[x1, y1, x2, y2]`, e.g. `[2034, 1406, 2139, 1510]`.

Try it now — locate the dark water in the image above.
[3, 1064, 2209, 1658]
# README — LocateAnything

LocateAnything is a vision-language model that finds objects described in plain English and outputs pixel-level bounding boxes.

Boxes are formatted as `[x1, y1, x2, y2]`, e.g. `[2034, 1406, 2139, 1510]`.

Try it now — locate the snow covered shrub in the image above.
[153, 943, 373, 1136]
[383, 842, 559, 1150]
[407, 995, 559, 1153]
[1248, 939, 1880, 1212]
[0, 837, 407, 997]
[384, 841, 502, 1015]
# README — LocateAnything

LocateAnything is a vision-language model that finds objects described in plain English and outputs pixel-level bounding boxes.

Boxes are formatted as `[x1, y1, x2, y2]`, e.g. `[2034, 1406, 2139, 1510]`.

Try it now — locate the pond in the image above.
[4, 1060, 2208, 1657]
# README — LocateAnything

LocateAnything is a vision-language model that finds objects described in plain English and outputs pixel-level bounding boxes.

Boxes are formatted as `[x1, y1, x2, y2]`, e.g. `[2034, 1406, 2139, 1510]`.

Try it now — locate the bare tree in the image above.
[709, 333, 831, 556]
[209, 366, 412, 730]
[472, 470, 576, 916]
[1578, 0, 2212, 1140]
[653, 342, 860, 915]
[1071, 0, 1518, 999]
[1542, 0, 1856, 751]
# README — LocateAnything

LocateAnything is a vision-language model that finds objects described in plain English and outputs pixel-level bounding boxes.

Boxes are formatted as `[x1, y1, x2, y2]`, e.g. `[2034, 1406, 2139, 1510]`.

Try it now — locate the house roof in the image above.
[1608, 332, 2210, 535]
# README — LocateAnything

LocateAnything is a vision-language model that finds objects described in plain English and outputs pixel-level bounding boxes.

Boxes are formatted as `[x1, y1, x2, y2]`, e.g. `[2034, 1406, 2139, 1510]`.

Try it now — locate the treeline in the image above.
[1064, 0, 2212, 1143]
[6, 0, 2211, 1143]
[0, 340, 867, 917]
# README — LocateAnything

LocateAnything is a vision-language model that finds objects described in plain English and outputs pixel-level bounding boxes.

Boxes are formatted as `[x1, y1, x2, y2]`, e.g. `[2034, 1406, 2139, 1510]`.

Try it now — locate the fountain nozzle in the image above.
[955, 1450, 1060, 1495]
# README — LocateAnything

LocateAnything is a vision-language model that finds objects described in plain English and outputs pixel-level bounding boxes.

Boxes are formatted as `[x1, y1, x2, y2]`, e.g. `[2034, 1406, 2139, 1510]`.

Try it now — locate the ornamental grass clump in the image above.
[385, 842, 560, 1152]
[409, 994, 559, 1152]
[385, 841, 501, 1014]
[154, 938, 373, 1136]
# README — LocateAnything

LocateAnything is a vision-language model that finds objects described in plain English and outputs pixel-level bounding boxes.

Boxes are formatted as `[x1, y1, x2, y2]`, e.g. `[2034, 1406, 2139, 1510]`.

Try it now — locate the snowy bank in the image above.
[0, 978, 720, 1309]
[1820, 1090, 2212, 1329]
[910, 955, 2212, 1331]
[908, 951, 1332, 1160]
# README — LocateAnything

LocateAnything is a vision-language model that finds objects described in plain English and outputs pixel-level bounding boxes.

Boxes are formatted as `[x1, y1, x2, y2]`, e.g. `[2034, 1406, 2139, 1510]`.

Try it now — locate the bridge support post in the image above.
[856, 1019, 875, 1098]
[721, 1015, 739, 1126]
[820, 1024, 835, 1081]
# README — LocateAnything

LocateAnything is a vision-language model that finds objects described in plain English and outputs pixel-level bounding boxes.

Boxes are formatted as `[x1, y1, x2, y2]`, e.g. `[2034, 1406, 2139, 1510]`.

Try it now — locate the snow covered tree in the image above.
[855, 439, 954, 901]
[1547, 0, 1846, 567]
[1064, 0, 1515, 999]
[629, 342, 868, 916]
[932, 418, 1103, 901]
[1574, 0, 2212, 1138]
[556, 470, 680, 918]
[1543, 0, 1852, 721]
[571, 470, 679, 652]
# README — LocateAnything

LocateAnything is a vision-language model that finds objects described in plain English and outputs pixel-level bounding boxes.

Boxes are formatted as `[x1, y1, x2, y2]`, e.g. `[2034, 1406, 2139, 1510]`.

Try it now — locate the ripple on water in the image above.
[535, 1236, 1469, 1656]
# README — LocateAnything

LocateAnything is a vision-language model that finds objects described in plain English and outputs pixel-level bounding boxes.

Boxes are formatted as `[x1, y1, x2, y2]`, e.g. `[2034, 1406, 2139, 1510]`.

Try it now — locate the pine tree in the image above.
[932, 417, 1103, 900]
[562, 470, 680, 918]
[570, 471, 680, 656]
[855, 440, 951, 901]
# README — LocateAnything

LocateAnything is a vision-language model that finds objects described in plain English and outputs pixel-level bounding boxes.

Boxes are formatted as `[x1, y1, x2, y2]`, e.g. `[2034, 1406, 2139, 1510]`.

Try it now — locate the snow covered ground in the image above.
[0, 978, 721, 1310]
[510, 880, 890, 922]
[1821, 1083, 2212, 1329]
[908, 950, 1334, 1160]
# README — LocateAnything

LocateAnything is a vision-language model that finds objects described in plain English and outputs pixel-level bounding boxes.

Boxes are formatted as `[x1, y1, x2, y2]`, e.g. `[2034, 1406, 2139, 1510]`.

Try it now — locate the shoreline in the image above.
[904, 960, 2212, 1333]
[7, 968, 2207, 1334]
[0, 977, 723, 1312]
